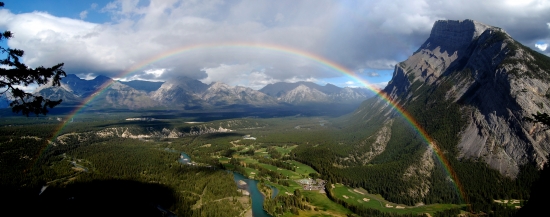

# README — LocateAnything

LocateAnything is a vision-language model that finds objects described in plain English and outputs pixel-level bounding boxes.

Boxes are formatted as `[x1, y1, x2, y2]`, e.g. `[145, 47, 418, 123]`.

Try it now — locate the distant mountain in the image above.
[150, 76, 207, 108]
[260, 81, 372, 104]
[34, 74, 373, 112]
[35, 85, 81, 106]
[201, 82, 278, 106]
[62, 74, 113, 98]
[119, 80, 163, 93]
[35, 74, 157, 109]
[276, 84, 330, 104]
[89, 82, 159, 109]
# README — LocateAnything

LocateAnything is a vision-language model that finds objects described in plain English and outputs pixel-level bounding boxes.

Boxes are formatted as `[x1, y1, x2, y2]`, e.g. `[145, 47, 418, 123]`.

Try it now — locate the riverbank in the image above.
[257, 182, 271, 198]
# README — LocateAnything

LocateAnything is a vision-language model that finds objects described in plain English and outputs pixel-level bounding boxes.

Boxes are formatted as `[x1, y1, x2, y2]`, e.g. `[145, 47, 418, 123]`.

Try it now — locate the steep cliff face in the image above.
[356, 19, 550, 178]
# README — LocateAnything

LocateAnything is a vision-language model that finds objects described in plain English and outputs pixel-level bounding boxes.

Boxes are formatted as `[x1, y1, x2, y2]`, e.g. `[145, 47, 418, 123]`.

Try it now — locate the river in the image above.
[179, 152, 277, 217]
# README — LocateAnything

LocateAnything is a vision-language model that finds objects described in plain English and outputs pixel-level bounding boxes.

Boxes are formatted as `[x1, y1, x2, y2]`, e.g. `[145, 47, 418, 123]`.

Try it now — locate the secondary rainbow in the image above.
[42, 42, 467, 203]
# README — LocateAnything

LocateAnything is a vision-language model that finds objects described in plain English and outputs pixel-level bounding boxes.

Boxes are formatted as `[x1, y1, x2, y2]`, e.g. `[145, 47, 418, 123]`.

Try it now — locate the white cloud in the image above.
[284, 76, 318, 84]
[80, 73, 97, 80]
[79, 10, 88, 19]
[345, 81, 355, 85]
[371, 81, 389, 89]
[0, 0, 549, 90]
[275, 13, 284, 22]
[200, 64, 278, 90]
[363, 59, 398, 70]
[535, 43, 548, 51]
[145, 68, 166, 78]
[365, 72, 380, 77]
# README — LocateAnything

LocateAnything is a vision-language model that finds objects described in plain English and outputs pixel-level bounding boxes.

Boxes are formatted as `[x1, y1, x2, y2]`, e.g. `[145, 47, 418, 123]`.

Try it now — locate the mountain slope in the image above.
[150, 76, 206, 108]
[351, 19, 550, 177]
[119, 80, 163, 93]
[90, 82, 159, 109]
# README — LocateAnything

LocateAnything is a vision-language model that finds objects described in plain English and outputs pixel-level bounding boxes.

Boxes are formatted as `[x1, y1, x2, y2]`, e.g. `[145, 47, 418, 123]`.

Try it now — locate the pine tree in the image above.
[0, 2, 66, 116]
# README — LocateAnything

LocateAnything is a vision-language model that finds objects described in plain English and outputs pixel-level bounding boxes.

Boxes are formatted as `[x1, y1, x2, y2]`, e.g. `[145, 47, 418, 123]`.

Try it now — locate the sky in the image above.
[0, 0, 549, 90]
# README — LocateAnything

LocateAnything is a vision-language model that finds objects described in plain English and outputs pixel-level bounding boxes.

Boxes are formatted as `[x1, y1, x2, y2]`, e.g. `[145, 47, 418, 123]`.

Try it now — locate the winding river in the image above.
[179, 153, 277, 217]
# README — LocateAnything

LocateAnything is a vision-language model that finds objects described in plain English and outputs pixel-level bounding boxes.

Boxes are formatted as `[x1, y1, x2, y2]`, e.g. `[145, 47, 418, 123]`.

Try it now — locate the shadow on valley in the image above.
[200, 132, 245, 140]
[1, 102, 362, 120]
[0, 180, 177, 217]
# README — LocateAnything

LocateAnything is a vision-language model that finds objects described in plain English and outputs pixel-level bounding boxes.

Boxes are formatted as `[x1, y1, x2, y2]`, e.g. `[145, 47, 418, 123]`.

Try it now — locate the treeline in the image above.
[263, 189, 311, 216]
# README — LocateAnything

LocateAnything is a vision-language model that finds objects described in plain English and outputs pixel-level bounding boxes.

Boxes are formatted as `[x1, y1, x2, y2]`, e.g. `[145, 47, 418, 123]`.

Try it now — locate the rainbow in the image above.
[41, 42, 467, 204]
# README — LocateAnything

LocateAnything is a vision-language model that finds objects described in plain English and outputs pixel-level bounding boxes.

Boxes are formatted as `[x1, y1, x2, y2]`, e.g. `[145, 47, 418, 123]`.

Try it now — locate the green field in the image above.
[223, 153, 318, 180]
[266, 181, 302, 196]
[259, 163, 302, 179]
[275, 145, 298, 156]
[331, 184, 464, 215]
[303, 191, 352, 215]
[287, 160, 318, 176]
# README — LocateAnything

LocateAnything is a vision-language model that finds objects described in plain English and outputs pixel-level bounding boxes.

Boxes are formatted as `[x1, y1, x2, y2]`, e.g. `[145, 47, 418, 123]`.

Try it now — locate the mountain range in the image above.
[32, 73, 373, 111]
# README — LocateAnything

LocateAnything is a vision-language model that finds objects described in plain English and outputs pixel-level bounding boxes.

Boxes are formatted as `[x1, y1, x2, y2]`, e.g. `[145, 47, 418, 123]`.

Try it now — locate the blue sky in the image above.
[5, 1, 108, 21]
[1, 0, 549, 90]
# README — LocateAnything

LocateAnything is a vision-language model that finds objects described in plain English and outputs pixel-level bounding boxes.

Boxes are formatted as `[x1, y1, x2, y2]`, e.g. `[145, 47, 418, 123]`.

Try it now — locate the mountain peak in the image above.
[93, 75, 113, 82]
[419, 19, 497, 53]
[209, 82, 230, 88]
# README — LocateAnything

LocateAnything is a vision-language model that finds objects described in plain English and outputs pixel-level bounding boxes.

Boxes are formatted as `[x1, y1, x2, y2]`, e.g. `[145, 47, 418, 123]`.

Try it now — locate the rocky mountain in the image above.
[90, 82, 159, 109]
[150, 76, 207, 107]
[260, 81, 372, 104]
[277, 84, 329, 104]
[119, 80, 163, 93]
[62, 74, 113, 98]
[34, 75, 157, 109]
[200, 82, 278, 106]
[350, 19, 550, 178]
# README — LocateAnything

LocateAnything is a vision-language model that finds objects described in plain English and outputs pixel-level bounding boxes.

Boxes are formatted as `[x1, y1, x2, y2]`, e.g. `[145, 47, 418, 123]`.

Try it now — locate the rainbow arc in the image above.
[39, 42, 466, 203]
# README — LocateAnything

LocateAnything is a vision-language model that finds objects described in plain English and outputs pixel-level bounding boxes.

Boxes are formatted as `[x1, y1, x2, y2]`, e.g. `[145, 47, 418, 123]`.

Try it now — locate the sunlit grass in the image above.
[331, 183, 464, 215]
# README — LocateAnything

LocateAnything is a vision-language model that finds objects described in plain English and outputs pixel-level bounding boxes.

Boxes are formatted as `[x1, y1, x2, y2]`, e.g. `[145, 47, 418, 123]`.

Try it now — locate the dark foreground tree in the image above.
[516, 154, 550, 217]
[518, 112, 550, 216]
[0, 2, 66, 116]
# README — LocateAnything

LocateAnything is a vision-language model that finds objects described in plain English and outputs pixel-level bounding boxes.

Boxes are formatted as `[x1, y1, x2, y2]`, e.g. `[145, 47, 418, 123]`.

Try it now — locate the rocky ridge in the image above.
[34, 74, 372, 110]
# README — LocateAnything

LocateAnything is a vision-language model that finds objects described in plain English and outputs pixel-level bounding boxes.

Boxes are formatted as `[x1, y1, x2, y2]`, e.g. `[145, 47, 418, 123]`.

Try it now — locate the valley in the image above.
[0, 109, 531, 216]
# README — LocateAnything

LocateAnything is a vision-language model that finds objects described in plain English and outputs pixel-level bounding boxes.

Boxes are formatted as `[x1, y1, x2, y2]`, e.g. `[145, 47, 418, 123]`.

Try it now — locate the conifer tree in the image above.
[0, 2, 66, 116]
